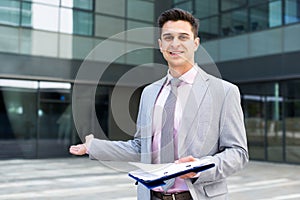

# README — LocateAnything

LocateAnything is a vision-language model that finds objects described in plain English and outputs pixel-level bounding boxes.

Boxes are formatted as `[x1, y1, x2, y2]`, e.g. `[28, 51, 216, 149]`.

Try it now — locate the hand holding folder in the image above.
[128, 159, 215, 189]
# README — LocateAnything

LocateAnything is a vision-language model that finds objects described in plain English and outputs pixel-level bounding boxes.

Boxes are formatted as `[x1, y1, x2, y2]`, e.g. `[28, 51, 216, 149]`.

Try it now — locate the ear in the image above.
[194, 37, 200, 51]
[158, 38, 163, 53]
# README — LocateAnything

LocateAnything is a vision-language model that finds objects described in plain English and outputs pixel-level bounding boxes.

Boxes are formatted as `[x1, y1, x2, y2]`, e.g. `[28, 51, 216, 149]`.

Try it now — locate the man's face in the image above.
[158, 20, 200, 70]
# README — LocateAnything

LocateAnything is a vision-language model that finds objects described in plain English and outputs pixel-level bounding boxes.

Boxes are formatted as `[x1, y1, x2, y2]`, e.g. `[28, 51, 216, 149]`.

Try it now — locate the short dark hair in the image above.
[157, 8, 199, 38]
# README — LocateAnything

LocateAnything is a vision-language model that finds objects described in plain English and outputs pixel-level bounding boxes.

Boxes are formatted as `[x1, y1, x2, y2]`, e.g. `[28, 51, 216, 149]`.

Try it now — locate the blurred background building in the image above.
[0, 0, 299, 164]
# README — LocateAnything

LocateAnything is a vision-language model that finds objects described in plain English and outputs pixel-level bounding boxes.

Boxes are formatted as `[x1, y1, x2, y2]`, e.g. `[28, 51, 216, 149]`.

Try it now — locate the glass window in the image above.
[221, 9, 248, 36]
[127, 0, 154, 22]
[283, 80, 300, 163]
[73, 10, 93, 36]
[59, 8, 73, 34]
[21, 2, 31, 27]
[95, 0, 125, 17]
[221, 0, 247, 11]
[95, 15, 125, 38]
[61, 0, 93, 11]
[240, 82, 284, 162]
[195, 0, 218, 18]
[249, 0, 266, 6]
[285, 0, 300, 24]
[175, 1, 193, 13]
[199, 16, 219, 41]
[0, 84, 38, 158]
[250, 1, 282, 32]
[0, 0, 20, 26]
[269, 0, 282, 27]
[23, 0, 59, 6]
[29, 3, 59, 32]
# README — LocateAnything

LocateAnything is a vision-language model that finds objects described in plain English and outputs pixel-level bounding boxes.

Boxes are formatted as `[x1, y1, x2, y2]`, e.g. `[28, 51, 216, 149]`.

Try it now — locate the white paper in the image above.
[129, 159, 212, 181]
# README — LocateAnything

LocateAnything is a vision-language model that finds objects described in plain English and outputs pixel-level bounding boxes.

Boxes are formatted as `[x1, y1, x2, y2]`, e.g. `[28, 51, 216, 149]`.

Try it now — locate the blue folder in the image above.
[128, 161, 215, 189]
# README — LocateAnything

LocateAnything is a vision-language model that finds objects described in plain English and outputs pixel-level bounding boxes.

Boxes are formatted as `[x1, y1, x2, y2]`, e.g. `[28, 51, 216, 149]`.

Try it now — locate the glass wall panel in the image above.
[73, 10, 93, 36]
[199, 16, 219, 41]
[30, 3, 59, 32]
[24, 0, 59, 6]
[283, 80, 300, 163]
[221, 0, 247, 11]
[0, 26, 19, 54]
[175, 1, 193, 13]
[221, 9, 248, 36]
[21, 2, 32, 27]
[219, 35, 248, 61]
[59, 8, 73, 34]
[127, 0, 154, 22]
[95, 15, 125, 38]
[240, 84, 268, 160]
[249, 28, 282, 57]
[0, 0, 20, 26]
[61, 0, 93, 10]
[266, 83, 283, 162]
[95, 0, 125, 17]
[249, 0, 282, 30]
[127, 20, 154, 44]
[241, 82, 284, 162]
[285, 0, 300, 24]
[0, 83, 37, 159]
[249, 0, 265, 6]
[37, 83, 72, 158]
[195, 0, 218, 18]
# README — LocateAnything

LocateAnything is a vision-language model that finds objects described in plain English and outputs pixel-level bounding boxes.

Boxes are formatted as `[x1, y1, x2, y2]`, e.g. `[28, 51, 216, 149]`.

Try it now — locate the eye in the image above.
[179, 35, 189, 40]
[164, 36, 173, 41]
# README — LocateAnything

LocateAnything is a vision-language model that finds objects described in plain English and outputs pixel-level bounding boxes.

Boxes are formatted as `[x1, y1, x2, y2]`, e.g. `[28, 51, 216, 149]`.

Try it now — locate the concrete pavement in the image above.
[0, 157, 300, 199]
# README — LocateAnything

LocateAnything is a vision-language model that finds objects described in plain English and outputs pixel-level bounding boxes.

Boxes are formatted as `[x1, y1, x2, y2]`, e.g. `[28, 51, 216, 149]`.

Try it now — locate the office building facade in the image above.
[0, 0, 300, 164]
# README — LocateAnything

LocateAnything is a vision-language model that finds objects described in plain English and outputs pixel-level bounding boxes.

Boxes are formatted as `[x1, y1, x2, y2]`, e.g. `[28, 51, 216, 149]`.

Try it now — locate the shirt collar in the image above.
[166, 64, 198, 85]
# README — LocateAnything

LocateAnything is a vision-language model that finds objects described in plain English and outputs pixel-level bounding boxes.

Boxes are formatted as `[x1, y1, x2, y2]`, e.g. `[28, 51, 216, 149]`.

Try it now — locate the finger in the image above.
[177, 156, 196, 163]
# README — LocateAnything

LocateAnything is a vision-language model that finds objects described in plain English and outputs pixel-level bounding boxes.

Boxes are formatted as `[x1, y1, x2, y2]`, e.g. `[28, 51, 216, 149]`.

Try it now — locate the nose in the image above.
[171, 37, 180, 47]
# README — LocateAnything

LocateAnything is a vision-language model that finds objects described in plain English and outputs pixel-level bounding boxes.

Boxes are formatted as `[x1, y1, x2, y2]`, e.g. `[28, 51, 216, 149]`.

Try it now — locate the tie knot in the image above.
[170, 78, 181, 88]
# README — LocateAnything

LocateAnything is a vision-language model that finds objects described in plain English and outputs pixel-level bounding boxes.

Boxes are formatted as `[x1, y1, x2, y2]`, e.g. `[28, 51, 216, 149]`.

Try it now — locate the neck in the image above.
[168, 63, 194, 78]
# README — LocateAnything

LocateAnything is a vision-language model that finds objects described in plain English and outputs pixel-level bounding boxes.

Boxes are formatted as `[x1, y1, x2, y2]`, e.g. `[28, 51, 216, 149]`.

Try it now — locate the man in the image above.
[70, 8, 248, 200]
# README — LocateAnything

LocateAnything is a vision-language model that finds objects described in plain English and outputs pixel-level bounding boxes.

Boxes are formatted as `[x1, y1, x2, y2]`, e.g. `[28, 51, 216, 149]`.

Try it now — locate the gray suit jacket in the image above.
[89, 67, 249, 199]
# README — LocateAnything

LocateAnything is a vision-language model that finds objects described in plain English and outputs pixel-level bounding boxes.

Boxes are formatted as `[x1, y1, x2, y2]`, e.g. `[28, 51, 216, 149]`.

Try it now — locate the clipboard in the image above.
[128, 160, 215, 189]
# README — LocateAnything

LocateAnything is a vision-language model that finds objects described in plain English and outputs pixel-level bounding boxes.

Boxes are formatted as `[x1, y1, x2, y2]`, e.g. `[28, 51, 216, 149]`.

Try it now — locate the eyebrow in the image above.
[162, 33, 191, 37]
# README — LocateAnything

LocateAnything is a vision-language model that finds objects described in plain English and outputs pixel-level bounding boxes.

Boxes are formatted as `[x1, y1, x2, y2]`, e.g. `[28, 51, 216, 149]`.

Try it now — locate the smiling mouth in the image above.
[169, 51, 184, 56]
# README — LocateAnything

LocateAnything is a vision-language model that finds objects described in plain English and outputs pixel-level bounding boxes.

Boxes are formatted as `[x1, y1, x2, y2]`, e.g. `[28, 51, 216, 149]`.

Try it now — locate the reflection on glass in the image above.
[285, 0, 300, 24]
[0, 88, 37, 158]
[61, 0, 93, 10]
[194, 0, 218, 18]
[250, 0, 282, 31]
[127, 0, 154, 22]
[284, 80, 300, 163]
[221, 9, 248, 36]
[176, 1, 193, 13]
[21, 2, 32, 27]
[73, 10, 93, 35]
[60, 8, 73, 34]
[199, 16, 219, 41]
[31, 3, 59, 31]
[221, 0, 247, 11]
[0, 0, 20, 26]
[269, 0, 282, 27]
[26, 0, 59, 6]
[243, 95, 266, 160]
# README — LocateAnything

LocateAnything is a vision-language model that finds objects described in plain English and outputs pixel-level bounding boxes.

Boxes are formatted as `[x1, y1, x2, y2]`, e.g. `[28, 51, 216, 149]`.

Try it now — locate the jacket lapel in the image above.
[178, 67, 210, 157]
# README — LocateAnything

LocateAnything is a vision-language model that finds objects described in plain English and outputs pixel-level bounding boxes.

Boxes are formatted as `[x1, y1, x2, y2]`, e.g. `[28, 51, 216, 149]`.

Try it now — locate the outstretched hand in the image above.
[69, 144, 87, 155]
[175, 155, 198, 179]
[69, 134, 94, 155]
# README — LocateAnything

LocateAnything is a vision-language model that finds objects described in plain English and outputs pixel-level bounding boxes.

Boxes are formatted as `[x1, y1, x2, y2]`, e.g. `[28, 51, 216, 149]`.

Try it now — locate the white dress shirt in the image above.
[152, 65, 198, 193]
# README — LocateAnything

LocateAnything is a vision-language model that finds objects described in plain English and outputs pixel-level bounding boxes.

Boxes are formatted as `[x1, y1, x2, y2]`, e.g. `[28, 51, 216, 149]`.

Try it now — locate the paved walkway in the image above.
[0, 157, 300, 199]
